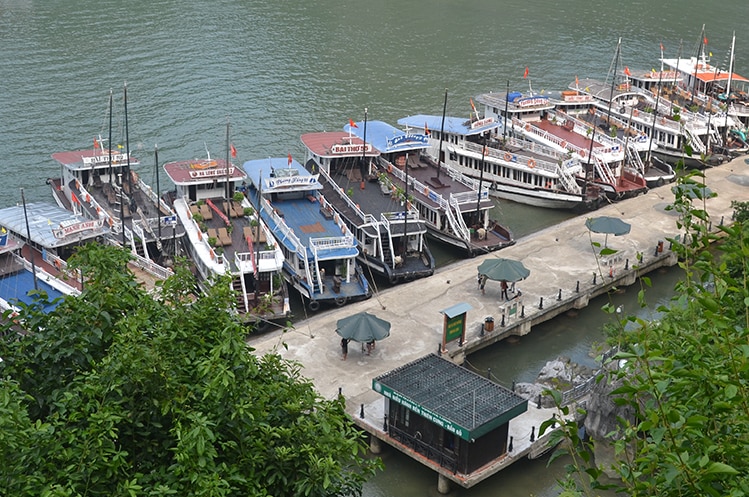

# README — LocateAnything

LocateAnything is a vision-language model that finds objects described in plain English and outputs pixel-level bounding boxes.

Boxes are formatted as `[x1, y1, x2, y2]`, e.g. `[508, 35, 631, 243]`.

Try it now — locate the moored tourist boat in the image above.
[397, 112, 603, 211]
[0, 201, 112, 293]
[0, 208, 81, 315]
[164, 145, 290, 325]
[301, 130, 435, 284]
[243, 156, 372, 312]
[476, 88, 648, 200]
[344, 119, 514, 256]
[48, 86, 184, 267]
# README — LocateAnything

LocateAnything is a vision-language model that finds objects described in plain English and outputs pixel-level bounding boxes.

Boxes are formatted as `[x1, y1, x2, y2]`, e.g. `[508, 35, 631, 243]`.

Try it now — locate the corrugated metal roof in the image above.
[0, 202, 108, 249]
[373, 354, 527, 441]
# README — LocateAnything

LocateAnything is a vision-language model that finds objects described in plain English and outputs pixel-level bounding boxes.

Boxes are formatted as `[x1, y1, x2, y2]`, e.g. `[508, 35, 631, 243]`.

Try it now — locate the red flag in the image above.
[660, 42, 664, 52]
[523, 66, 529, 79]
[424, 122, 430, 136]
[470, 97, 477, 112]
[93, 138, 99, 149]
[230, 143, 237, 158]
[71, 192, 80, 205]
[703, 36, 708, 46]
[624, 66, 631, 77]
[348, 119, 358, 129]
[287, 153, 292, 166]
[575, 75, 579, 87]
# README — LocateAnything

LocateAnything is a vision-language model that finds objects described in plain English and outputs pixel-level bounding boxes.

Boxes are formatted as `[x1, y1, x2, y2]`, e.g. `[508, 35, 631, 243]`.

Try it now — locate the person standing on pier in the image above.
[341, 338, 349, 360]
[501, 280, 509, 301]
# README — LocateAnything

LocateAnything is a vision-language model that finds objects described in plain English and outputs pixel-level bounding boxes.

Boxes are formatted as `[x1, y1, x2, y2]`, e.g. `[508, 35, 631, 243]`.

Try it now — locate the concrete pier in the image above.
[247, 157, 748, 488]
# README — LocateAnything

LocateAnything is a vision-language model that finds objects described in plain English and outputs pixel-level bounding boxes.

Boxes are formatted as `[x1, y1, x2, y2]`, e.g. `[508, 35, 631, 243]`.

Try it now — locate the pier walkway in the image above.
[246, 156, 748, 489]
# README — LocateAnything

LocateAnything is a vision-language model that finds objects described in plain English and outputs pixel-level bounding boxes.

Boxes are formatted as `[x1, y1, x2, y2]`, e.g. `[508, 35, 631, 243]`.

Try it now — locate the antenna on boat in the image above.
[155, 144, 161, 242]
[691, 24, 707, 105]
[204, 142, 211, 160]
[108, 88, 114, 186]
[225, 119, 231, 220]
[20, 188, 38, 292]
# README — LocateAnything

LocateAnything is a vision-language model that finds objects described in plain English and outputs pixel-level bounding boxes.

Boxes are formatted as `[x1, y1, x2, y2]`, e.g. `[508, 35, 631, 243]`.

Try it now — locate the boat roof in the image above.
[0, 202, 109, 249]
[0, 268, 64, 313]
[625, 70, 683, 84]
[163, 158, 246, 186]
[300, 131, 380, 158]
[397, 114, 500, 137]
[344, 120, 429, 154]
[475, 91, 556, 112]
[571, 78, 644, 104]
[661, 57, 749, 84]
[243, 157, 323, 193]
[51, 148, 140, 171]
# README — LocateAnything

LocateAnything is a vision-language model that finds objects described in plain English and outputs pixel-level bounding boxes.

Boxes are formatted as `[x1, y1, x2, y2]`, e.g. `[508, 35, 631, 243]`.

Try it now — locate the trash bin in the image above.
[484, 316, 494, 333]
[657, 240, 664, 253]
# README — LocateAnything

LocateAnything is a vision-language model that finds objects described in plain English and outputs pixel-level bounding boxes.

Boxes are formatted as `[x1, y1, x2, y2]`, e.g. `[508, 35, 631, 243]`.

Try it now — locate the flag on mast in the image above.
[348, 119, 358, 129]
[94, 138, 99, 150]
[469, 98, 479, 121]
[523, 66, 529, 79]
[575, 75, 579, 87]
[624, 66, 631, 77]
[230, 143, 237, 158]
[287, 153, 292, 166]
[424, 122, 430, 136]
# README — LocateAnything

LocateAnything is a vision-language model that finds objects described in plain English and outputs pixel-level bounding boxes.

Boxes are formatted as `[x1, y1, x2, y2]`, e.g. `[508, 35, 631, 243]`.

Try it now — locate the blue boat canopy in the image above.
[344, 120, 429, 154]
[397, 114, 501, 137]
[242, 157, 323, 194]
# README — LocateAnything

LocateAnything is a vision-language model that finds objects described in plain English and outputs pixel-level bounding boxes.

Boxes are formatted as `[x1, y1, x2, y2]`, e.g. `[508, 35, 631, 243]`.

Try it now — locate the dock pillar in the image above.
[437, 473, 451, 494]
[369, 435, 382, 454]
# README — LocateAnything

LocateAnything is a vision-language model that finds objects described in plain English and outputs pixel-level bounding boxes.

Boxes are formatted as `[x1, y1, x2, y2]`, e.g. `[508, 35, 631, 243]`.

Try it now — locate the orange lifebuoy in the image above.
[504, 152, 512, 161]
[525, 123, 531, 131]
[209, 248, 215, 260]
[560, 141, 567, 149]
[579, 150, 586, 158]
[527, 158, 536, 168]
[387, 164, 393, 173]
[197, 230, 203, 241]
[424, 186, 429, 196]
[54, 259, 62, 270]
[85, 193, 91, 203]
[633, 109, 639, 117]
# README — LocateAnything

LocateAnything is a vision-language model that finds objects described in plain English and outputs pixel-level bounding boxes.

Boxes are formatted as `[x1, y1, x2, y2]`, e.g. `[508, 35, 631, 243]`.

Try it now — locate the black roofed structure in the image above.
[372, 353, 527, 476]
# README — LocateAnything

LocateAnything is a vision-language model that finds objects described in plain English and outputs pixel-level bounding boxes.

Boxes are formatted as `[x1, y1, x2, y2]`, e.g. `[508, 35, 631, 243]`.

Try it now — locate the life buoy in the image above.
[633, 109, 639, 117]
[560, 141, 567, 149]
[424, 186, 429, 196]
[54, 259, 62, 270]
[504, 152, 512, 161]
[579, 150, 586, 158]
[387, 164, 393, 173]
[85, 193, 91, 203]
[308, 300, 320, 312]
[209, 248, 215, 260]
[96, 206, 101, 214]
[660, 117, 667, 125]
[525, 123, 531, 131]
[197, 230, 203, 241]
[335, 296, 347, 307]
[527, 158, 536, 168]
[546, 181, 552, 189]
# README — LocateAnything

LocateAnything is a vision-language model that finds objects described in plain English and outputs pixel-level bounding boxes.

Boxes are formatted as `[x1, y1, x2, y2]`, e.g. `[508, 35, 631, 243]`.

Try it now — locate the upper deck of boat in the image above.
[52, 148, 140, 172]
[163, 158, 246, 187]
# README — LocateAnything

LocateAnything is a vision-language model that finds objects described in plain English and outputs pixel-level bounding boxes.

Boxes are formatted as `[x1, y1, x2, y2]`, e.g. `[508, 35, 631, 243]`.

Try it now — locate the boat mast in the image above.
[254, 171, 262, 301]
[20, 188, 38, 292]
[108, 89, 113, 185]
[155, 145, 161, 241]
[225, 119, 231, 219]
[474, 137, 487, 226]
[124, 82, 132, 198]
[646, 68, 665, 165]
[605, 38, 622, 128]
[437, 89, 447, 181]
[691, 24, 706, 105]
[502, 80, 509, 141]
[402, 153, 409, 258]
[120, 83, 128, 247]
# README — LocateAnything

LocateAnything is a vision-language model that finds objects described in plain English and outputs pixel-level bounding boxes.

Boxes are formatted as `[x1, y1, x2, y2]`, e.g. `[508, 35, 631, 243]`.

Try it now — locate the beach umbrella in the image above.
[585, 216, 631, 247]
[671, 182, 713, 200]
[336, 311, 391, 343]
[477, 258, 530, 282]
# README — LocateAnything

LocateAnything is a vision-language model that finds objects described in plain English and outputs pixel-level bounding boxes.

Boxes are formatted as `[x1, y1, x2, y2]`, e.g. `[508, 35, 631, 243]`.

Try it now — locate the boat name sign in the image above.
[330, 143, 373, 155]
[471, 116, 496, 129]
[516, 96, 550, 108]
[82, 153, 129, 165]
[53, 219, 104, 239]
[189, 167, 234, 179]
[387, 133, 428, 149]
[265, 174, 320, 189]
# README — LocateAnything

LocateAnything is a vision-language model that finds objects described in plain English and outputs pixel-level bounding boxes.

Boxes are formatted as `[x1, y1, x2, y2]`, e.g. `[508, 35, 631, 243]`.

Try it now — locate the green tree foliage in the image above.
[547, 172, 749, 496]
[0, 244, 380, 496]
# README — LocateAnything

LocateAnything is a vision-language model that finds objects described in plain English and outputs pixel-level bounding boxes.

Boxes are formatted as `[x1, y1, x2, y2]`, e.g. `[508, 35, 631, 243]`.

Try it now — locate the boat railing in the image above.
[259, 196, 304, 252]
[451, 189, 486, 205]
[468, 141, 558, 174]
[318, 167, 373, 224]
[503, 135, 570, 161]
[375, 157, 450, 213]
[552, 110, 623, 154]
[309, 235, 356, 254]
[129, 252, 174, 280]
[419, 153, 484, 192]
[134, 174, 174, 219]
[315, 195, 354, 237]
[18, 257, 80, 296]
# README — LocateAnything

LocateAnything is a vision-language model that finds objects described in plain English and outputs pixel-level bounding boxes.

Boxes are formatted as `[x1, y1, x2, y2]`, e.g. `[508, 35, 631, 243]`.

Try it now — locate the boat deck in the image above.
[534, 117, 603, 151]
[195, 198, 256, 265]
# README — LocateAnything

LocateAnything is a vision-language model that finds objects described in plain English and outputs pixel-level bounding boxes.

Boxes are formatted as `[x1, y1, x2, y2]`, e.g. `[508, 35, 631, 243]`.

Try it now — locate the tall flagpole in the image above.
[21, 188, 38, 291]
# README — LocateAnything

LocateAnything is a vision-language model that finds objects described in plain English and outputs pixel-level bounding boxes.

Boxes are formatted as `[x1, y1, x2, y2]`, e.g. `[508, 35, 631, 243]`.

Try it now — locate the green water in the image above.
[1, 1, 745, 494]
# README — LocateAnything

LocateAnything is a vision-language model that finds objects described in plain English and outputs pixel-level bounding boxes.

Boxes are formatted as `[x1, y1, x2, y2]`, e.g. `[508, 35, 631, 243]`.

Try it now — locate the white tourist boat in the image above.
[344, 119, 514, 256]
[301, 130, 435, 284]
[164, 147, 290, 325]
[243, 156, 372, 312]
[48, 86, 184, 267]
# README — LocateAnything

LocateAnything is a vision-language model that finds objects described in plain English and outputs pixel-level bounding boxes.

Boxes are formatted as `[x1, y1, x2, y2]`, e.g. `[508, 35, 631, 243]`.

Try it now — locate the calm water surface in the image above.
[1, 1, 745, 494]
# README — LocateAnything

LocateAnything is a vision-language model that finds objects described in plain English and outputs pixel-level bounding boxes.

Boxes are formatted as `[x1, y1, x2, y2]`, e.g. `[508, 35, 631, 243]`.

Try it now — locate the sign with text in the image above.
[373, 381, 470, 441]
